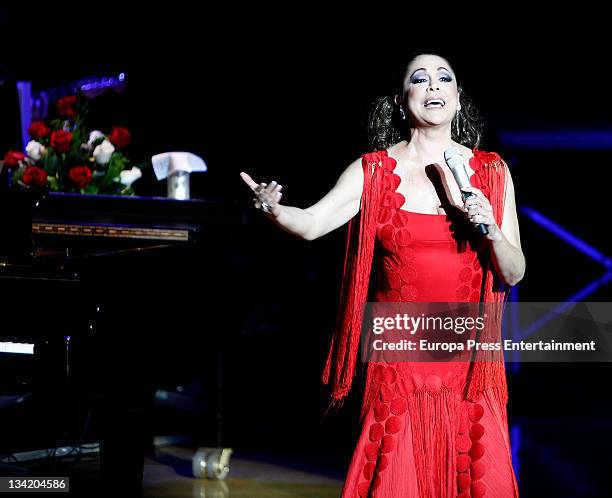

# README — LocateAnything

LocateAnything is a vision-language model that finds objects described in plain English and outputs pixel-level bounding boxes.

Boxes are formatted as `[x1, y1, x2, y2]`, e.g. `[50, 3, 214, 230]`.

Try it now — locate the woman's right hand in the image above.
[240, 171, 283, 218]
[239, 155, 362, 240]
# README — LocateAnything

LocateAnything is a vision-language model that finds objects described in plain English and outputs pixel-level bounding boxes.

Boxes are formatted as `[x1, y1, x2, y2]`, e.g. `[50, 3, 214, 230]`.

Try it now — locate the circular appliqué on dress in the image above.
[364, 442, 379, 461]
[387, 271, 401, 291]
[468, 403, 484, 422]
[377, 454, 389, 471]
[390, 397, 408, 415]
[459, 267, 473, 282]
[456, 434, 472, 453]
[374, 403, 390, 422]
[470, 423, 485, 442]
[460, 250, 474, 264]
[395, 228, 412, 246]
[471, 459, 486, 480]
[378, 207, 393, 224]
[457, 473, 471, 492]
[457, 454, 471, 472]
[456, 285, 471, 300]
[381, 435, 395, 453]
[385, 416, 402, 434]
[392, 211, 408, 227]
[380, 224, 395, 242]
[399, 265, 418, 283]
[387, 290, 401, 302]
[380, 384, 395, 402]
[468, 442, 485, 460]
[369, 423, 384, 441]
[471, 480, 487, 498]
[390, 173, 401, 189]
[382, 366, 397, 384]
[363, 461, 376, 480]
[400, 284, 418, 301]
[402, 247, 416, 262]
[357, 482, 369, 497]
[393, 192, 405, 210]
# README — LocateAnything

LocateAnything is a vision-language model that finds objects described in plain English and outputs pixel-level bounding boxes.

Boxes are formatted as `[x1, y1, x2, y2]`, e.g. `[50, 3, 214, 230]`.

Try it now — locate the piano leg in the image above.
[87, 302, 157, 498]
[95, 387, 156, 497]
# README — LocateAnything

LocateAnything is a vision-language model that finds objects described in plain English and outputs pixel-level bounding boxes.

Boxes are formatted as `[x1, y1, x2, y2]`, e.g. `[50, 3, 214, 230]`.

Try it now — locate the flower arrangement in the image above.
[2, 95, 143, 195]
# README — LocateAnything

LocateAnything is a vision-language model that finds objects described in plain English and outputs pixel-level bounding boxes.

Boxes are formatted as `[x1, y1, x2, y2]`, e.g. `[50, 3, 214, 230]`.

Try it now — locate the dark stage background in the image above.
[1, 6, 612, 497]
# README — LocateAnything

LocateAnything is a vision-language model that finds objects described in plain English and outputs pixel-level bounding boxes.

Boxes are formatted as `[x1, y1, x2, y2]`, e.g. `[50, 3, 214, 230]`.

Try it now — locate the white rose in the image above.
[93, 140, 115, 165]
[119, 167, 142, 187]
[87, 130, 105, 146]
[25, 140, 46, 161]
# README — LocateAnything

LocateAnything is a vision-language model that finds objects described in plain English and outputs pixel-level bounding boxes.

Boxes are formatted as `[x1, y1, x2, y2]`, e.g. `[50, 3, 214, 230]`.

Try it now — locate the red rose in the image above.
[69, 166, 92, 189]
[23, 166, 48, 187]
[50, 130, 73, 153]
[28, 121, 51, 139]
[57, 96, 78, 119]
[3, 150, 25, 168]
[107, 126, 131, 149]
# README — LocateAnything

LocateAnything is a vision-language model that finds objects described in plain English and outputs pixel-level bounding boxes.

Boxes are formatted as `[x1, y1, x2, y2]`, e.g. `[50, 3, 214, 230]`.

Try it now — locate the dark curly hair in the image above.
[367, 53, 484, 152]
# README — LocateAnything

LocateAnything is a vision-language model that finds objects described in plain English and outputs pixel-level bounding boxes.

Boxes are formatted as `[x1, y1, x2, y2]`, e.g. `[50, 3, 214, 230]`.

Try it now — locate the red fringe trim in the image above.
[464, 154, 510, 404]
[408, 388, 459, 498]
[322, 152, 388, 412]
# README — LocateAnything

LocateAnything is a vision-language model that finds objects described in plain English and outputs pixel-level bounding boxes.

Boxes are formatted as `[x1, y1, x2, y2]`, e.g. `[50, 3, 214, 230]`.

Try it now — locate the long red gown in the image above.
[335, 149, 520, 498]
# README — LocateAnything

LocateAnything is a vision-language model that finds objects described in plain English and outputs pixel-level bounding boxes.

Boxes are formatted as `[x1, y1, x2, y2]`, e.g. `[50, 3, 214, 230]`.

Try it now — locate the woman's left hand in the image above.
[461, 186, 503, 241]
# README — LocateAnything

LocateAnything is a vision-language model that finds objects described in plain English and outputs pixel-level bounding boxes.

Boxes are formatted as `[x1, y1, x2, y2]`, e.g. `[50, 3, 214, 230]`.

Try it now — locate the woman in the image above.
[240, 53, 525, 498]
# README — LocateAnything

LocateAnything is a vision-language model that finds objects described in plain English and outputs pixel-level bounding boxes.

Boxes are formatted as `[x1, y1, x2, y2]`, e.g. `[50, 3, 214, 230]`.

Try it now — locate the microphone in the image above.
[443, 147, 488, 235]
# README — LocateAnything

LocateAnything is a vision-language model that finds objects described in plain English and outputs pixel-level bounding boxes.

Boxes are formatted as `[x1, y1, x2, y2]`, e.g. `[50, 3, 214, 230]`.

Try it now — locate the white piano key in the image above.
[0, 342, 34, 355]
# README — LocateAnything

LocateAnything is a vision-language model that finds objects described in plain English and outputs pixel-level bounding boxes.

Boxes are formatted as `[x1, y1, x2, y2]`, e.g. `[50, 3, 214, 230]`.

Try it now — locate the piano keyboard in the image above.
[0, 341, 35, 355]
[32, 222, 190, 241]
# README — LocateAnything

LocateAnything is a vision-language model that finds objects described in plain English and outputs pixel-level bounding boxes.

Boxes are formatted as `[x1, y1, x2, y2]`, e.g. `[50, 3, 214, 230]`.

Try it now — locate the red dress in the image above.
[336, 149, 520, 498]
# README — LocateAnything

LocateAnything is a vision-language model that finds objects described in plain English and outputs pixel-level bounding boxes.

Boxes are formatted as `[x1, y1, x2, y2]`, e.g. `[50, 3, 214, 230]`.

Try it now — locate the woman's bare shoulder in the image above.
[454, 142, 475, 161]
[386, 141, 406, 156]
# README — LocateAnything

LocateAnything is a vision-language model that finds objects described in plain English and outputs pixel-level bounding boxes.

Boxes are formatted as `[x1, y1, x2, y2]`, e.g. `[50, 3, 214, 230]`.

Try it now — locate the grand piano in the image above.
[0, 189, 248, 494]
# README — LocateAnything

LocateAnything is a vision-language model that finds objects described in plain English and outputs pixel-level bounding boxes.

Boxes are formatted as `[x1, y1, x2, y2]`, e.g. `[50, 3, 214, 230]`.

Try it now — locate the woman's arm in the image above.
[463, 165, 526, 287]
[489, 167, 526, 286]
[240, 156, 364, 241]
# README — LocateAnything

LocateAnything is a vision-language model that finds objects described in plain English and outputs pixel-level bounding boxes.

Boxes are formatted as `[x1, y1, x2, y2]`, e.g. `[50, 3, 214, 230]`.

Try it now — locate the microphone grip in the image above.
[477, 223, 489, 236]
[462, 191, 489, 236]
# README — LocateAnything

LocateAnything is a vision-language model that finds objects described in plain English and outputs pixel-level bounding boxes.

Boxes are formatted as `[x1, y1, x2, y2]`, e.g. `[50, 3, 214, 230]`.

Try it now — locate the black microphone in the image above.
[443, 147, 488, 235]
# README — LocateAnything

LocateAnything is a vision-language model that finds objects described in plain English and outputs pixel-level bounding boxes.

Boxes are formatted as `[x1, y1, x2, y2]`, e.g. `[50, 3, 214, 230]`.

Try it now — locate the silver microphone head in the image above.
[443, 147, 471, 189]
[443, 147, 464, 171]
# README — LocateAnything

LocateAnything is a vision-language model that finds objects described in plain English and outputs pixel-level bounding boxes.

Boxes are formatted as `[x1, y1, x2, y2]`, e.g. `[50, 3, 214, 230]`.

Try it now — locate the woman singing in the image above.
[240, 53, 525, 498]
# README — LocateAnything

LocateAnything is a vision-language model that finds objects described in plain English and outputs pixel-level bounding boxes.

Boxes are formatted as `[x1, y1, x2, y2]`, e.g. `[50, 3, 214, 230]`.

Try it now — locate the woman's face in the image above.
[402, 54, 459, 128]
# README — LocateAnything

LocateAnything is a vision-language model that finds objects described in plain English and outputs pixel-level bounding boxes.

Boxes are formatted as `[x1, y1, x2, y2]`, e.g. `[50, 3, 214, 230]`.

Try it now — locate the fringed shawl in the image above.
[322, 148, 510, 411]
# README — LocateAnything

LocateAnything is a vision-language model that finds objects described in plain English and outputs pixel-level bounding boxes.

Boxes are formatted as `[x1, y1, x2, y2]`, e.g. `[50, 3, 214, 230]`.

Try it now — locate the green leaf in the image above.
[101, 153, 129, 188]
[12, 167, 24, 184]
[71, 128, 82, 148]
[42, 154, 60, 176]
[83, 184, 99, 194]
[48, 176, 59, 191]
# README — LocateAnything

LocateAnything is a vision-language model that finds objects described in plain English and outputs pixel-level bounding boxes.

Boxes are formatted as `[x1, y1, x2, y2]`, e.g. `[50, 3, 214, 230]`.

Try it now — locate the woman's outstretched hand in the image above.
[240, 171, 283, 218]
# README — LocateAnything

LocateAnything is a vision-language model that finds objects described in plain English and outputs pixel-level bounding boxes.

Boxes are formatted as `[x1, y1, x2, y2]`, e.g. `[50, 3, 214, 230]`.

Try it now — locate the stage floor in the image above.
[142, 446, 343, 498]
[0, 445, 345, 498]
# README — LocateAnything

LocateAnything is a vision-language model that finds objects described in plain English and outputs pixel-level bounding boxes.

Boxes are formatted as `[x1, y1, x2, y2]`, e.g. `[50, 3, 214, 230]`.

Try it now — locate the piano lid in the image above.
[31, 191, 248, 244]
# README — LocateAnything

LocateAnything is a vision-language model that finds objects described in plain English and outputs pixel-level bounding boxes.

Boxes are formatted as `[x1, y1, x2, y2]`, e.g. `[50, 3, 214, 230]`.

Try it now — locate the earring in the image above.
[454, 110, 461, 137]
[399, 107, 406, 120]
[457, 103, 462, 111]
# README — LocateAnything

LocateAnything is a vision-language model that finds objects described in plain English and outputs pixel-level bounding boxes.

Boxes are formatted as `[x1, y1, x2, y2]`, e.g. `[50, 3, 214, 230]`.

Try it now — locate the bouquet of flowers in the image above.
[2, 95, 143, 195]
